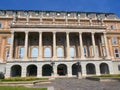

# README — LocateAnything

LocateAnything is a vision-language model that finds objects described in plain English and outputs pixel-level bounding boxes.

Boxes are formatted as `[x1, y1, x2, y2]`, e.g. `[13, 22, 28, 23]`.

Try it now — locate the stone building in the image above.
[0, 10, 120, 78]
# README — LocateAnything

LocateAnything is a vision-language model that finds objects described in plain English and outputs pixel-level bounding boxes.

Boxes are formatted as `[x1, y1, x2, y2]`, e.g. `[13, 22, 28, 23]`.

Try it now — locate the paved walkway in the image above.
[28, 78, 120, 90]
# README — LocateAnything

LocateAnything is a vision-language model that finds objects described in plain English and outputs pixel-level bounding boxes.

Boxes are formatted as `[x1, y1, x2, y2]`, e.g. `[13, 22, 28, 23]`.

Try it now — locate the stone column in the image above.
[96, 63, 101, 76]
[103, 32, 110, 59]
[53, 64, 57, 77]
[9, 31, 14, 60]
[24, 31, 28, 60]
[53, 32, 56, 59]
[91, 32, 97, 58]
[21, 65, 27, 77]
[81, 62, 86, 77]
[66, 32, 70, 58]
[79, 32, 85, 59]
[67, 64, 72, 77]
[37, 65, 42, 77]
[38, 32, 42, 60]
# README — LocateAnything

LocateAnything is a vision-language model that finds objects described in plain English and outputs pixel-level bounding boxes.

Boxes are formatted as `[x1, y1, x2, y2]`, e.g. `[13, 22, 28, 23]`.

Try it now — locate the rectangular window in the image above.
[84, 47, 87, 57]
[70, 47, 75, 58]
[101, 36, 105, 44]
[112, 37, 117, 44]
[103, 48, 107, 56]
[6, 50, 9, 60]
[7, 37, 11, 44]
[19, 47, 24, 58]
[110, 25, 114, 30]
[114, 49, 119, 58]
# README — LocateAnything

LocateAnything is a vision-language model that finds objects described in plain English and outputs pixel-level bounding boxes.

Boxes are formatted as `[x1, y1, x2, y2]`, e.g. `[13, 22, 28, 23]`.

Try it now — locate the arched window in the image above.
[32, 48, 38, 58]
[19, 47, 24, 58]
[70, 47, 75, 57]
[44, 47, 51, 58]
[57, 47, 63, 57]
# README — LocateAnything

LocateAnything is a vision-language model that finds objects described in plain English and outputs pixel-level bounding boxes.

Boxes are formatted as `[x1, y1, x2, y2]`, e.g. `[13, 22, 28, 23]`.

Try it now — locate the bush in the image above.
[0, 72, 4, 79]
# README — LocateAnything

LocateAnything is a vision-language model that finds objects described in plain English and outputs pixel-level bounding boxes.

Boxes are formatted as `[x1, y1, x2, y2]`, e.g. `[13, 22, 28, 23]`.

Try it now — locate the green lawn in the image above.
[91, 74, 120, 78]
[0, 77, 48, 82]
[0, 86, 47, 90]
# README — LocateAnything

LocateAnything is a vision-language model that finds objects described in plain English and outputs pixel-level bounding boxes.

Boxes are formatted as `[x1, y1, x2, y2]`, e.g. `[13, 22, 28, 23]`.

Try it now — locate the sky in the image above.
[0, 0, 120, 16]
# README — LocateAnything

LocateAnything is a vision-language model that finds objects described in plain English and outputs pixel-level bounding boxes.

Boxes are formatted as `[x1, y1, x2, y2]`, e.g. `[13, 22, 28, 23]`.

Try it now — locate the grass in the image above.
[0, 86, 47, 90]
[0, 77, 49, 82]
[91, 74, 120, 78]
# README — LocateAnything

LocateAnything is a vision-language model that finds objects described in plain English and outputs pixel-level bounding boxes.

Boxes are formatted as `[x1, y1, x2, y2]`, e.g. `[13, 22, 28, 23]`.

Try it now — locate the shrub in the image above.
[0, 72, 4, 79]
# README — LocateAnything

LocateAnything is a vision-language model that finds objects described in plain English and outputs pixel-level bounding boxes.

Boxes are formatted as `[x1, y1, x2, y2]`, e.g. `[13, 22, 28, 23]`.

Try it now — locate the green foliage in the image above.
[0, 72, 4, 79]
[0, 77, 48, 82]
[0, 86, 47, 90]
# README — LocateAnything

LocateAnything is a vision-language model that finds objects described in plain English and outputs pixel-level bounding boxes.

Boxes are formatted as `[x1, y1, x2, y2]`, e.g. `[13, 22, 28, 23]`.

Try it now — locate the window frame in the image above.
[83, 46, 88, 57]
[114, 48, 119, 58]
[7, 37, 11, 44]
[110, 25, 114, 30]
[18, 47, 25, 58]
[57, 46, 64, 58]
[70, 47, 76, 58]
[112, 37, 117, 45]
[31, 47, 38, 58]
[44, 47, 51, 58]
[6, 49, 10, 60]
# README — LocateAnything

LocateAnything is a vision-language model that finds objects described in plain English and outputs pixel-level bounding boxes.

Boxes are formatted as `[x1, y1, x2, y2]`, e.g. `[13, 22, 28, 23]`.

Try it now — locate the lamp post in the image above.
[76, 62, 82, 79]
[51, 62, 55, 79]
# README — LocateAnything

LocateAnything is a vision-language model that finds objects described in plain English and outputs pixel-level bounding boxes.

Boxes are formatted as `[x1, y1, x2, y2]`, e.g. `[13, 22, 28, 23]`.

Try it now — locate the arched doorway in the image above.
[86, 63, 96, 75]
[11, 65, 21, 77]
[72, 63, 81, 76]
[27, 65, 37, 76]
[42, 64, 52, 76]
[57, 64, 67, 76]
[100, 63, 109, 74]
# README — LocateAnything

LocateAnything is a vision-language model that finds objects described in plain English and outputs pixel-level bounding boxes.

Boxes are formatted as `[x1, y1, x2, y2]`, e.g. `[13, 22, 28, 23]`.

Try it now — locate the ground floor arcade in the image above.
[5, 60, 113, 78]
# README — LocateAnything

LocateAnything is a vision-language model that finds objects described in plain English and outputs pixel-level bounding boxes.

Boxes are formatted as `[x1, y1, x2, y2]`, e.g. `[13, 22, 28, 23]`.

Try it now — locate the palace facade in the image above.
[0, 10, 120, 78]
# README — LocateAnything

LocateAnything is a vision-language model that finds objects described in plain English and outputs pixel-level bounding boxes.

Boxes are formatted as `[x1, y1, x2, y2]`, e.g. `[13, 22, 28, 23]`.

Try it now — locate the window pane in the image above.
[84, 47, 87, 56]
[57, 47, 63, 57]
[7, 38, 11, 44]
[96, 47, 99, 56]
[91, 47, 94, 56]
[19, 48, 24, 58]
[32, 48, 38, 58]
[70, 47, 75, 57]
[112, 38, 117, 44]
[44, 47, 51, 57]
[103, 48, 107, 56]
[6, 50, 9, 60]
[101, 37, 105, 44]
[110, 25, 114, 30]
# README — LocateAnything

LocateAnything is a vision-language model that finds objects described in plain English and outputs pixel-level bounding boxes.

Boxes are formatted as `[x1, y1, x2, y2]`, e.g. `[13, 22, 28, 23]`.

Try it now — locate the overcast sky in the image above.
[0, 0, 120, 16]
